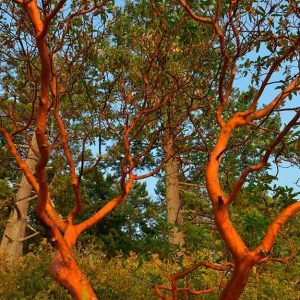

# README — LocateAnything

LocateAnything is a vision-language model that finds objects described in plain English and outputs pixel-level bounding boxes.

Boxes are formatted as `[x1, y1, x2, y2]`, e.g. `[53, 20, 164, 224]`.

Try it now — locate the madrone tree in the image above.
[0, 0, 189, 298]
[155, 1, 300, 299]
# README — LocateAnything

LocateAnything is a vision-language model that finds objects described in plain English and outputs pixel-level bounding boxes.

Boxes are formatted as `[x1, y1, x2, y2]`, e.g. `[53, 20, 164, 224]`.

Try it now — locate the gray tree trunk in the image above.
[165, 133, 185, 247]
[0, 134, 38, 263]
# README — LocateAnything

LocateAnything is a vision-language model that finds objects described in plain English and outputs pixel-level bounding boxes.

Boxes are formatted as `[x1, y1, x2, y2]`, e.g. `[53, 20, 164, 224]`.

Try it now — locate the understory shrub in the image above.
[0, 241, 299, 299]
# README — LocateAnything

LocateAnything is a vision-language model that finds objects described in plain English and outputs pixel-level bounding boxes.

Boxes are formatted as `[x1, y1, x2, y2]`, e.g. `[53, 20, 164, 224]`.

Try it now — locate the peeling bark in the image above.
[50, 251, 97, 300]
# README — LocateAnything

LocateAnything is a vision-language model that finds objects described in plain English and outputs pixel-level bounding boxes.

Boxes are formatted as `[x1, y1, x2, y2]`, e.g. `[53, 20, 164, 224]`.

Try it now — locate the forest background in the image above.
[0, 0, 300, 299]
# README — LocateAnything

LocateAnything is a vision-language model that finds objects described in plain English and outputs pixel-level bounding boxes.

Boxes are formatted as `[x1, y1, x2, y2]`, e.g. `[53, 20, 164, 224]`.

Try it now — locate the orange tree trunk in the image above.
[220, 258, 254, 300]
[49, 224, 98, 300]
[50, 251, 97, 300]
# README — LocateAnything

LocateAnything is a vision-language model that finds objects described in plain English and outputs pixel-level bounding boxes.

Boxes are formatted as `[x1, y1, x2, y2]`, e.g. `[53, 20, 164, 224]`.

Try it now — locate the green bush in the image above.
[0, 242, 299, 299]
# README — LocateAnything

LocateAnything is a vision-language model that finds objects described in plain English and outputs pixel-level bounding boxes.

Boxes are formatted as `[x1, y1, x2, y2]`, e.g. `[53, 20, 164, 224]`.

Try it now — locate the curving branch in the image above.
[177, 0, 213, 24]
[228, 109, 300, 204]
[154, 261, 233, 300]
[256, 200, 300, 255]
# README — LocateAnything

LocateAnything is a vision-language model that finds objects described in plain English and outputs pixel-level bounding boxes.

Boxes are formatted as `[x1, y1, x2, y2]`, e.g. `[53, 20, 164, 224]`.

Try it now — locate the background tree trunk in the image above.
[0, 134, 38, 263]
[165, 134, 185, 247]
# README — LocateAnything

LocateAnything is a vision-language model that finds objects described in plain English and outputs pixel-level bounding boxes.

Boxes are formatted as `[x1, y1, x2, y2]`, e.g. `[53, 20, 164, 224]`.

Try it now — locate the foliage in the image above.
[1, 243, 299, 300]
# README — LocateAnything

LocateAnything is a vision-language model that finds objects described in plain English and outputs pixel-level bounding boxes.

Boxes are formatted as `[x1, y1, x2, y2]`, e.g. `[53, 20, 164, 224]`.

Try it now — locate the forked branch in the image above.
[154, 261, 233, 300]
